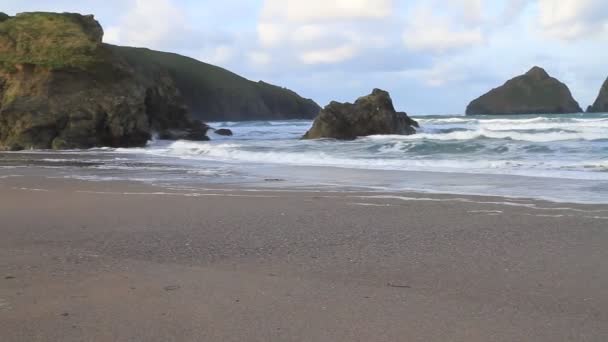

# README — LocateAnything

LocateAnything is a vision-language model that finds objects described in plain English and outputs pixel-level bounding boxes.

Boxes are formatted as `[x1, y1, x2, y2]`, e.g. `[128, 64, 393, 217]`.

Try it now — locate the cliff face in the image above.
[0, 12, 202, 150]
[303, 89, 418, 140]
[111, 46, 320, 122]
[466, 66, 582, 115]
[0, 12, 320, 150]
[587, 77, 608, 113]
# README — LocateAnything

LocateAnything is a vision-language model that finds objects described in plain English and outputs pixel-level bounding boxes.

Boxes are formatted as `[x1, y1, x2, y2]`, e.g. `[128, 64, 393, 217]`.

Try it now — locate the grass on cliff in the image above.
[110, 45, 319, 121]
[0, 12, 102, 70]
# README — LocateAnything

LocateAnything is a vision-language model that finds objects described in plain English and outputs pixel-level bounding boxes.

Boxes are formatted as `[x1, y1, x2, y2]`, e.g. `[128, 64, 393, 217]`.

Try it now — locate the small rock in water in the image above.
[214, 128, 233, 136]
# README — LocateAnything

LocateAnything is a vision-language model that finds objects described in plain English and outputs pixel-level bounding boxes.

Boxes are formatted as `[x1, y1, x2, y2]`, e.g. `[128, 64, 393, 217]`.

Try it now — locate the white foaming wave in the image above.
[418, 116, 561, 125]
[480, 121, 608, 131]
[139, 141, 608, 180]
[420, 116, 608, 128]
[417, 117, 474, 124]
[367, 127, 606, 142]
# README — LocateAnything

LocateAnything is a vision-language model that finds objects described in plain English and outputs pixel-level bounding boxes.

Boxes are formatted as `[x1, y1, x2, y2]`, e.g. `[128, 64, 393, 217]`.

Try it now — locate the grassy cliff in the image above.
[0, 11, 320, 150]
[0, 12, 104, 70]
[111, 46, 320, 121]
[0, 12, 199, 150]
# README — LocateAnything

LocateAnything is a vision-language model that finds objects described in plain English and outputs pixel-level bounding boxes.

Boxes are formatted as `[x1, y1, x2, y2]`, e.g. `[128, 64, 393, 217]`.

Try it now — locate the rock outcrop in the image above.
[466, 66, 582, 115]
[303, 89, 418, 140]
[0, 12, 320, 150]
[108, 47, 320, 122]
[587, 77, 608, 113]
[0, 12, 207, 150]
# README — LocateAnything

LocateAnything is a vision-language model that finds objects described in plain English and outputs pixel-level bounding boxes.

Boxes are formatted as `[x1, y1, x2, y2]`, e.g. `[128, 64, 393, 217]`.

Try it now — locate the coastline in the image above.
[2, 149, 608, 205]
[1, 174, 607, 341]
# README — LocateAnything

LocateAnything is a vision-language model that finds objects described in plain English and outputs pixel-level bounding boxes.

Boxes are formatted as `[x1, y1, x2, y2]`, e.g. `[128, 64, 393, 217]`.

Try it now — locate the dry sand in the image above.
[1, 176, 607, 341]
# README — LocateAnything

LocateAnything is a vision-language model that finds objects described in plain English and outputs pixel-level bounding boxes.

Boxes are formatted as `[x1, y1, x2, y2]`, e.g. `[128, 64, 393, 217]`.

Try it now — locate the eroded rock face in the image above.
[0, 12, 202, 150]
[466, 66, 582, 115]
[587, 77, 608, 113]
[303, 89, 418, 140]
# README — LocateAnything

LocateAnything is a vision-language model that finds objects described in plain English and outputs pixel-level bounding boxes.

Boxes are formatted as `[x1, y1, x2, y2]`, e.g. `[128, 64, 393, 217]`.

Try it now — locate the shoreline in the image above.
[2, 168, 608, 208]
[2, 152, 608, 205]
[1, 174, 608, 341]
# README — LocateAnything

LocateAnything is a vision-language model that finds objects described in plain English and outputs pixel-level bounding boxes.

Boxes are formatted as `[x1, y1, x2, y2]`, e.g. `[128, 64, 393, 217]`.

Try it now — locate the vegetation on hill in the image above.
[0, 11, 320, 150]
[0, 12, 104, 70]
[111, 46, 320, 121]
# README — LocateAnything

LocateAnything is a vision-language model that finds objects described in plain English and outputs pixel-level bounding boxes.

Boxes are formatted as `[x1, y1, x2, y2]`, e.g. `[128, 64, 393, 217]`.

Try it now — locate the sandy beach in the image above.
[1, 174, 607, 341]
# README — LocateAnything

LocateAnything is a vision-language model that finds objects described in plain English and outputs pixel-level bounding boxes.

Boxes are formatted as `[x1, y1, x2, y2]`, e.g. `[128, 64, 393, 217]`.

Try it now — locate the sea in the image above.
[1, 113, 607, 204]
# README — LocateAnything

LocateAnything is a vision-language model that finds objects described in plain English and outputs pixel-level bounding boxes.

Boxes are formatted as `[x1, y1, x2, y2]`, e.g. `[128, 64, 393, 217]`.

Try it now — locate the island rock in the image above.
[587, 77, 608, 113]
[466, 66, 582, 115]
[303, 89, 418, 140]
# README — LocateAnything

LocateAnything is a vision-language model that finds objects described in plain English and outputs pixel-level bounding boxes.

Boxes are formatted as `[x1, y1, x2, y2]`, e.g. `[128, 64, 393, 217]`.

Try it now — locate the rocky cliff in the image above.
[303, 89, 418, 140]
[112, 46, 320, 122]
[587, 77, 608, 113]
[0, 12, 319, 150]
[466, 66, 582, 115]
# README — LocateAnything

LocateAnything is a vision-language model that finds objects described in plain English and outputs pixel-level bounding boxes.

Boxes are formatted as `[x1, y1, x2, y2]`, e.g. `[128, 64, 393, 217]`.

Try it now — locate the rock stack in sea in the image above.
[587, 77, 608, 113]
[466, 66, 582, 115]
[303, 89, 418, 140]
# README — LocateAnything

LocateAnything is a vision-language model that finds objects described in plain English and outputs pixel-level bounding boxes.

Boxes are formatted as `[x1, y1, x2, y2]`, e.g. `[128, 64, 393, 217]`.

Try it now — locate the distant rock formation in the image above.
[466, 66, 582, 115]
[303, 89, 418, 140]
[113, 46, 321, 122]
[0, 12, 320, 150]
[587, 77, 608, 113]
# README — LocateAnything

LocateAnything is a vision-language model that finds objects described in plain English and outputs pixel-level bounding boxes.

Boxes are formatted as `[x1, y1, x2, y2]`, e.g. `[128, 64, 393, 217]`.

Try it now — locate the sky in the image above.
[3, 0, 608, 115]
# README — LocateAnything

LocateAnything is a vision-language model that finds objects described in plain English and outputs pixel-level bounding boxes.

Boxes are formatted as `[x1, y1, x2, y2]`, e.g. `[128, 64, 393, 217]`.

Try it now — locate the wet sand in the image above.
[1, 175, 607, 341]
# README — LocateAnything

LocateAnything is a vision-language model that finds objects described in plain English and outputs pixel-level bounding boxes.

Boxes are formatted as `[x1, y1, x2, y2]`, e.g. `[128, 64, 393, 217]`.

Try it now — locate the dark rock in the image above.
[213, 128, 233, 136]
[158, 121, 210, 141]
[466, 66, 583, 115]
[108, 48, 321, 122]
[303, 89, 418, 140]
[587, 77, 608, 113]
[0, 12, 320, 150]
[0, 12, 206, 150]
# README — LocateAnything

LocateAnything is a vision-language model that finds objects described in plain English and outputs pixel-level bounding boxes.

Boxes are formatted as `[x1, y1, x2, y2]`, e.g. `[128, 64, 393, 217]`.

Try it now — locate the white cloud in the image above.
[538, 0, 608, 40]
[198, 45, 236, 65]
[291, 25, 326, 44]
[260, 0, 392, 23]
[299, 45, 358, 64]
[103, 0, 185, 48]
[403, 5, 485, 53]
[248, 51, 272, 66]
[257, 0, 395, 65]
[257, 23, 284, 47]
[456, 0, 484, 24]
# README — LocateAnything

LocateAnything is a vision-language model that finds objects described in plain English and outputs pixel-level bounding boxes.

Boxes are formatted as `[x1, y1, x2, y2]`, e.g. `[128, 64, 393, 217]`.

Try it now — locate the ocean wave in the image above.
[135, 140, 608, 180]
[368, 129, 606, 142]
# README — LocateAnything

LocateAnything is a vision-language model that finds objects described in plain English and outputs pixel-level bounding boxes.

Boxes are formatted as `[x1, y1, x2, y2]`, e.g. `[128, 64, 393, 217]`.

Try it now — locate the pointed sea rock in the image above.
[587, 77, 608, 113]
[466, 66, 582, 115]
[303, 89, 418, 140]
